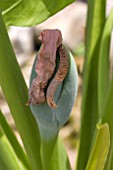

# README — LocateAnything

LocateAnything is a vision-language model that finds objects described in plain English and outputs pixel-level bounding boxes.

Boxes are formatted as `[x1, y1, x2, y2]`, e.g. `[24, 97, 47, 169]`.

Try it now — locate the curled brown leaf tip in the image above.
[29, 29, 69, 109]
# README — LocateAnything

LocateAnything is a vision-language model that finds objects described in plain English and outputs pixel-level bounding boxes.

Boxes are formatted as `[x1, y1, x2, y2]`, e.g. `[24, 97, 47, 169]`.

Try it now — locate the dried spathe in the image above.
[29, 29, 69, 108]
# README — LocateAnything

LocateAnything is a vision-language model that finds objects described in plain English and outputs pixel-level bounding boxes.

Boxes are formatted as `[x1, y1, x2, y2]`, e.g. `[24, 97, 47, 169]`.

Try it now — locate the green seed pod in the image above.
[29, 48, 78, 140]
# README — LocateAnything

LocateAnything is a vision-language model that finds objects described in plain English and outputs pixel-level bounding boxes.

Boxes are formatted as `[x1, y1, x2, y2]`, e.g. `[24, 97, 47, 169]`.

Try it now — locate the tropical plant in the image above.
[0, 0, 112, 170]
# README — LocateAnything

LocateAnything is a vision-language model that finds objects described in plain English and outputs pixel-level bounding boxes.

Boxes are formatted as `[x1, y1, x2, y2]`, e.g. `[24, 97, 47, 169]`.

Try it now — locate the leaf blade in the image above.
[85, 123, 110, 170]
[0, 129, 26, 170]
[0, 12, 42, 170]
[0, 0, 20, 12]
[0, 110, 31, 170]
[98, 8, 113, 115]
[101, 77, 113, 169]
[76, 0, 106, 169]
[3, 0, 76, 26]
[97, 8, 113, 170]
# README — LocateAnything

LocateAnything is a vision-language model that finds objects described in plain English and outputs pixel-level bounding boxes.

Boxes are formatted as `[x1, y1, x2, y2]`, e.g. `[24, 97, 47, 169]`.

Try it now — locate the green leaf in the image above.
[101, 76, 113, 169]
[0, 129, 26, 170]
[76, 0, 106, 169]
[0, 13, 42, 170]
[85, 123, 110, 170]
[98, 8, 113, 170]
[98, 8, 113, 115]
[0, 0, 21, 12]
[3, 0, 76, 26]
[0, 110, 31, 170]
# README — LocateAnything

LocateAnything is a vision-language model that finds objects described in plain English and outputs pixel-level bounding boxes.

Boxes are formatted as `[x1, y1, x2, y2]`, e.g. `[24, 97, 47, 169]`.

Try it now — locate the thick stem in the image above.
[40, 132, 71, 170]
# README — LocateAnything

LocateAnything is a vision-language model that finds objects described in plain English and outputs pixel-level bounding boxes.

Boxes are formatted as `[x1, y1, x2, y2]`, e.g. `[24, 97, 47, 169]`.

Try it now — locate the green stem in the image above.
[41, 135, 60, 170]
[41, 133, 71, 170]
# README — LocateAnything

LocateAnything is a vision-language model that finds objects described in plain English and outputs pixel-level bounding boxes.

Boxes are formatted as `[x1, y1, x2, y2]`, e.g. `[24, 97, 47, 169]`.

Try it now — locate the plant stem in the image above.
[41, 133, 71, 170]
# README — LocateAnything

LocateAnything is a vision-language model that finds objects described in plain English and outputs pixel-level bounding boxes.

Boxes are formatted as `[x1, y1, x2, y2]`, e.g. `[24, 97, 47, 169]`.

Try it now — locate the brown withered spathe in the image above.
[29, 29, 69, 108]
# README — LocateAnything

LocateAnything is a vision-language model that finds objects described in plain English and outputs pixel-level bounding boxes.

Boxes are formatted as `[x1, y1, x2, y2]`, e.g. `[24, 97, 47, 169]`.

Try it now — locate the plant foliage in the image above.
[0, 0, 113, 170]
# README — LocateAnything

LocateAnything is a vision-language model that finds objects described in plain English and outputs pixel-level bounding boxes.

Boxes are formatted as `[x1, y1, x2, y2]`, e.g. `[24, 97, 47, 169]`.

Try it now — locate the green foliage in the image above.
[0, 0, 20, 12]
[98, 8, 113, 114]
[76, 0, 106, 169]
[0, 12, 42, 170]
[0, 0, 113, 170]
[0, 0, 78, 169]
[0, 110, 31, 170]
[86, 123, 110, 170]
[0, 128, 26, 170]
[77, 1, 113, 170]
[98, 10, 113, 169]
[2, 0, 75, 26]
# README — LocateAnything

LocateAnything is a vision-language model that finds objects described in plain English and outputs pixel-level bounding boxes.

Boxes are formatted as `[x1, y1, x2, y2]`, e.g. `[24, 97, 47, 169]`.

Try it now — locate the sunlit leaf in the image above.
[86, 123, 110, 170]
[101, 77, 113, 169]
[3, 0, 76, 26]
